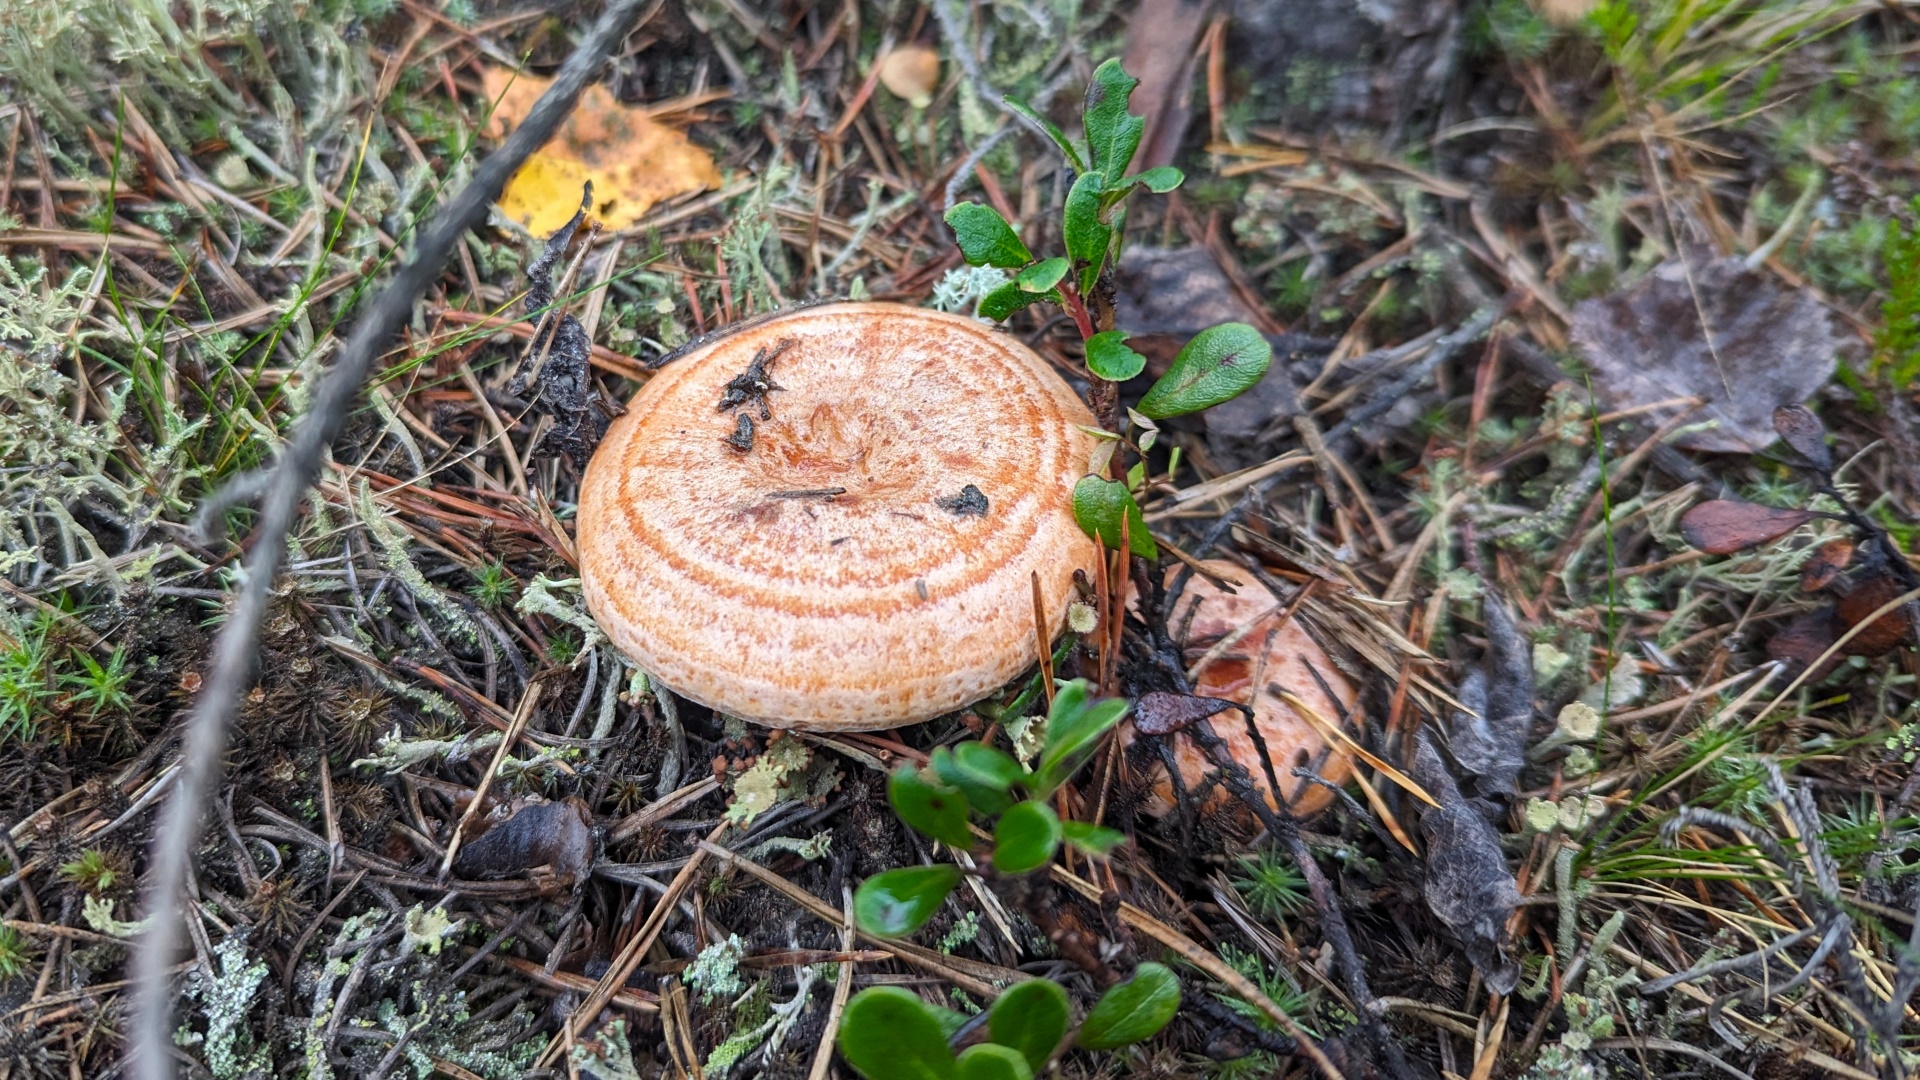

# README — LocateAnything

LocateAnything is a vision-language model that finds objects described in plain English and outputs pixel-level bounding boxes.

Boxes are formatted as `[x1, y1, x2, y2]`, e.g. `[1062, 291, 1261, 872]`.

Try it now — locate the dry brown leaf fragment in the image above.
[1131, 691, 1242, 737]
[1772, 402, 1833, 473]
[480, 68, 721, 234]
[1800, 538, 1854, 592]
[1410, 732, 1522, 995]
[1678, 499, 1817, 554]
[452, 797, 595, 885]
[1570, 255, 1850, 453]
[875, 46, 941, 107]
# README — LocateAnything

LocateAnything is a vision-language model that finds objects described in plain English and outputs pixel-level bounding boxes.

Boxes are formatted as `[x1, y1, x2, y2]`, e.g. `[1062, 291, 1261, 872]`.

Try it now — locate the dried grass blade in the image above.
[1277, 687, 1438, 807]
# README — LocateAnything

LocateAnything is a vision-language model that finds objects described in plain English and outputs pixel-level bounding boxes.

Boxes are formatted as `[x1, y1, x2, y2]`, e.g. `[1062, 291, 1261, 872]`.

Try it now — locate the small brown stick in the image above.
[609, 776, 721, 843]
[1031, 570, 1055, 710]
[806, 887, 859, 1080]
[537, 821, 730, 1068]
[1050, 865, 1348, 1080]
[1466, 997, 1510, 1080]
[319, 752, 344, 888]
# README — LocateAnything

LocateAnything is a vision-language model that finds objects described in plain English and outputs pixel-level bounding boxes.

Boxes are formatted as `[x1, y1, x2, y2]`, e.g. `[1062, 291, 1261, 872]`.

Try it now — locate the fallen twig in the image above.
[127, 2, 663, 1075]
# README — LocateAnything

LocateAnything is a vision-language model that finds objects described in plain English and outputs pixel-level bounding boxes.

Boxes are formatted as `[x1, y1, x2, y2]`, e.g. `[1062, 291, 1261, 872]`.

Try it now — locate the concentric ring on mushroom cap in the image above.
[579, 302, 1101, 731]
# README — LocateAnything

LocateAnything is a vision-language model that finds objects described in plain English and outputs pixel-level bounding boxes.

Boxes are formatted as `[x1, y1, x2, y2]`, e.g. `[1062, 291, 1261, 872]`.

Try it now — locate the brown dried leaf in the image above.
[1132, 691, 1242, 737]
[1772, 404, 1833, 474]
[1678, 500, 1816, 554]
[1800, 538, 1854, 592]
[1410, 732, 1521, 995]
[1446, 590, 1532, 800]
[453, 798, 595, 884]
[1833, 571, 1915, 658]
[1570, 256, 1849, 452]
[1767, 608, 1841, 678]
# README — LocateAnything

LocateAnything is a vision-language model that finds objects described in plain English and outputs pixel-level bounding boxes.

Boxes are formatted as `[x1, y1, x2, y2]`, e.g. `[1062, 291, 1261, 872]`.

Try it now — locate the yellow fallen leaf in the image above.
[480, 68, 722, 234]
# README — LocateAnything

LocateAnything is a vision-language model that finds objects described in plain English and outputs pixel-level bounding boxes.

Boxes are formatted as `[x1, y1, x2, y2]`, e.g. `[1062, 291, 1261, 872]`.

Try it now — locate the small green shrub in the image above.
[838, 963, 1180, 1080]
[943, 58, 1273, 560]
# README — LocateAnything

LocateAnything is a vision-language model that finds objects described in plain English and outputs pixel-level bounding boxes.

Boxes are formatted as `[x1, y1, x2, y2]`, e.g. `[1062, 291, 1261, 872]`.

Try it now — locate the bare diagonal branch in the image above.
[127, 2, 658, 1075]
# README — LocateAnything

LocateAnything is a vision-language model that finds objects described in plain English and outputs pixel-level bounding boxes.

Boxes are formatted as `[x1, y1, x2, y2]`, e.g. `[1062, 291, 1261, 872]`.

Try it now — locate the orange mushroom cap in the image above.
[1127, 560, 1359, 817]
[578, 302, 1101, 731]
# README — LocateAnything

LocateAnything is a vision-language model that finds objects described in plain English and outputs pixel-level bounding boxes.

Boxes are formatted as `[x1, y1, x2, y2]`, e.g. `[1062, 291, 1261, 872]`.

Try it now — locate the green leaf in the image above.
[1082, 58, 1144, 180]
[854, 866, 961, 937]
[1136, 323, 1273, 419]
[976, 281, 1051, 322]
[957, 1044, 1034, 1080]
[1016, 257, 1070, 293]
[989, 979, 1069, 1073]
[945, 203, 1033, 269]
[1070, 475, 1157, 559]
[1124, 166, 1184, 193]
[1043, 678, 1091, 734]
[1003, 97, 1086, 173]
[889, 766, 975, 850]
[931, 743, 1024, 816]
[1077, 962, 1181, 1050]
[1084, 330, 1146, 381]
[1061, 820, 1128, 857]
[993, 799, 1061, 874]
[1037, 679, 1130, 796]
[839, 987, 959, 1080]
[929, 1005, 973, 1041]
[1063, 171, 1110, 294]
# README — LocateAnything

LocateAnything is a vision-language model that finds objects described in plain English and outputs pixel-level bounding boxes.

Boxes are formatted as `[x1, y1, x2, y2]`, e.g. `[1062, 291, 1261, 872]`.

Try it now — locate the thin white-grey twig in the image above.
[127, 1, 659, 1075]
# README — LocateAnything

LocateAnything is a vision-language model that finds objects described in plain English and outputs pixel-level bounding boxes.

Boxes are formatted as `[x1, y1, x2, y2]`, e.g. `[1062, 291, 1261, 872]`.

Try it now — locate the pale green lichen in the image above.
[298, 905, 540, 1080]
[402, 903, 465, 956]
[684, 934, 748, 1004]
[1006, 714, 1046, 766]
[1577, 654, 1645, 711]
[175, 934, 271, 1080]
[742, 831, 833, 862]
[82, 894, 151, 937]
[514, 575, 608, 663]
[568, 1018, 643, 1080]
[1065, 600, 1099, 635]
[0, 259, 117, 577]
[355, 479, 480, 646]
[723, 736, 837, 826]
[938, 911, 982, 954]
[353, 725, 501, 774]
[702, 956, 819, 1077]
[927, 264, 1010, 315]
